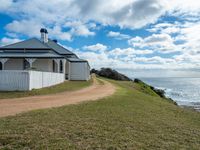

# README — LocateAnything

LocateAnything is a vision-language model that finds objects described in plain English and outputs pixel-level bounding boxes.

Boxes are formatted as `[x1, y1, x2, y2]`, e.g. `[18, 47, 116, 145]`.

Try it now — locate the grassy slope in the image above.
[0, 80, 92, 99]
[0, 79, 200, 149]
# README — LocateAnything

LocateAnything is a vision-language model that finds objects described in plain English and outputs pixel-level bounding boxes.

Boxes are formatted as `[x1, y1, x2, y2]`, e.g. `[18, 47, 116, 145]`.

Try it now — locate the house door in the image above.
[0, 62, 2, 70]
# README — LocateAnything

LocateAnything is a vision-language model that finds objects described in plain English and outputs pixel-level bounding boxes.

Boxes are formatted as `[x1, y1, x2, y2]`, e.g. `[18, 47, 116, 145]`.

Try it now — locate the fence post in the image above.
[28, 71, 31, 91]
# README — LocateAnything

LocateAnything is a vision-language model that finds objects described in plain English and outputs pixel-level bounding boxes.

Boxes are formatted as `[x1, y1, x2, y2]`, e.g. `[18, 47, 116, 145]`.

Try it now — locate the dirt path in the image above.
[0, 77, 116, 118]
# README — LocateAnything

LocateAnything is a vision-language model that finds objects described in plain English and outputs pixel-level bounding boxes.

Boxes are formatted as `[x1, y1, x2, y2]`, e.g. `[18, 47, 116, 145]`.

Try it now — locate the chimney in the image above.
[53, 39, 57, 43]
[40, 28, 48, 43]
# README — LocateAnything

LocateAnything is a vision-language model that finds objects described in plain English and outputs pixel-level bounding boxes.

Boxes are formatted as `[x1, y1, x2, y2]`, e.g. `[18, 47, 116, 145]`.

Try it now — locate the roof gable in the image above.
[0, 38, 50, 50]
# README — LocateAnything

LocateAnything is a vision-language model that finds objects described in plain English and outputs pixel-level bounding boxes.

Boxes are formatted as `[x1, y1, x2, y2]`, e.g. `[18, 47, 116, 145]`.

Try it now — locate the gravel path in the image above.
[0, 77, 116, 117]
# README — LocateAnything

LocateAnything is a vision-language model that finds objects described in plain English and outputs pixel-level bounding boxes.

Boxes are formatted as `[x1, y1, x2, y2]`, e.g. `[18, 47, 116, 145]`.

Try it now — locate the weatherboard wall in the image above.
[32, 59, 53, 72]
[69, 62, 90, 81]
[0, 70, 65, 91]
[4, 59, 24, 70]
[4, 58, 54, 72]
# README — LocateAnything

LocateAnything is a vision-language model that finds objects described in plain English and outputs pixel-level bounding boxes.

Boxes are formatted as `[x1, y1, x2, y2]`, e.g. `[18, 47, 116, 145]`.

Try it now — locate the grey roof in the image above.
[0, 38, 78, 58]
[0, 52, 63, 58]
[46, 39, 74, 55]
[0, 38, 74, 55]
[67, 57, 87, 62]
[0, 38, 50, 50]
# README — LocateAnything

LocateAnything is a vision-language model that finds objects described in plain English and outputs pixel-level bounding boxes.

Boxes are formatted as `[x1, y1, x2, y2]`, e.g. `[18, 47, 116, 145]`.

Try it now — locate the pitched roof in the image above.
[67, 57, 87, 62]
[0, 38, 50, 50]
[46, 39, 74, 55]
[0, 51, 63, 58]
[0, 38, 75, 55]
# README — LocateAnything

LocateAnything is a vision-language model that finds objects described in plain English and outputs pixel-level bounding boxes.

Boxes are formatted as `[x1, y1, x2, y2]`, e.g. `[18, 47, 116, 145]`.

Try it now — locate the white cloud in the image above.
[76, 48, 185, 70]
[0, 37, 22, 46]
[147, 22, 181, 34]
[3, 0, 169, 32]
[65, 21, 95, 37]
[76, 50, 122, 69]
[5, 20, 94, 41]
[0, 0, 12, 11]
[145, 34, 173, 44]
[156, 21, 200, 56]
[134, 56, 175, 64]
[129, 33, 180, 53]
[2, 0, 200, 71]
[103, 0, 168, 28]
[3, 0, 200, 38]
[83, 43, 107, 51]
[168, 0, 200, 15]
[49, 26, 72, 41]
[179, 23, 200, 48]
[5, 20, 43, 38]
[109, 48, 153, 57]
[72, 42, 200, 70]
[107, 31, 131, 40]
[74, 0, 200, 70]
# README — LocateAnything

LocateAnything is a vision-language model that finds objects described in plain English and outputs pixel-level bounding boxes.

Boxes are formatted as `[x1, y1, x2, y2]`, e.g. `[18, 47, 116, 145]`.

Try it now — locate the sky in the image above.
[1, 0, 200, 77]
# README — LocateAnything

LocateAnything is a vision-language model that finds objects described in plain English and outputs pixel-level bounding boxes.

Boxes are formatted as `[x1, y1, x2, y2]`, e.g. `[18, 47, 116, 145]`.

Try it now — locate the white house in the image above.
[0, 28, 90, 91]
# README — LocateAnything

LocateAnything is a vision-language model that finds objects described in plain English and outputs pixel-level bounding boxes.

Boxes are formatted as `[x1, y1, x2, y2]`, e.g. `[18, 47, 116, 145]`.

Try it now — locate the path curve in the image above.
[0, 77, 116, 117]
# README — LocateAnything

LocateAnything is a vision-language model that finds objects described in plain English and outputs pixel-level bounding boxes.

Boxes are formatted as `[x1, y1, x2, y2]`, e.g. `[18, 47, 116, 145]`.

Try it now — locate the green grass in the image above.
[0, 78, 200, 149]
[133, 80, 159, 97]
[96, 78, 105, 85]
[0, 80, 92, 99]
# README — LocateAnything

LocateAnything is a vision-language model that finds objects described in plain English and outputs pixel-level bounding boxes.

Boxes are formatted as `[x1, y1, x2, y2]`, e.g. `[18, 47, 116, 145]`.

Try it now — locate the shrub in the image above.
[91, 68, 132, 81]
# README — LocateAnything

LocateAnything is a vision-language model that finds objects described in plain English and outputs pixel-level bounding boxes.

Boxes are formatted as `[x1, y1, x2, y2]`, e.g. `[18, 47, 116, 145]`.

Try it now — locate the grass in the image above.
[0, 78, 200, 149]
[96, 78, 105, 85]
[0, 79, 92, 99]
[133, 79, 159, 97]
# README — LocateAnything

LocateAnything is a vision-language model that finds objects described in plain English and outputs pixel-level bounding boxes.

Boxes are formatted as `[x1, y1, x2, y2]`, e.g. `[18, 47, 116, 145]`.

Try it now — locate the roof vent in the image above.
[40, 28, 48, 43]
[53, 39, 58, 43]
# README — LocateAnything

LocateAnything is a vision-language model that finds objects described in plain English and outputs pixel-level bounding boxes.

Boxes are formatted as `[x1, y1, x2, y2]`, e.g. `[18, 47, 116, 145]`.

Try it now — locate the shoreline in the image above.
[137, 79, 200, 112]
[181, 104, 200, 112]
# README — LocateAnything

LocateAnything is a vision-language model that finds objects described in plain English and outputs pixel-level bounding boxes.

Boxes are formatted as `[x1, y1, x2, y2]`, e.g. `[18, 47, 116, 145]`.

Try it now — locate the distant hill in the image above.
[91, 68, 132, 81]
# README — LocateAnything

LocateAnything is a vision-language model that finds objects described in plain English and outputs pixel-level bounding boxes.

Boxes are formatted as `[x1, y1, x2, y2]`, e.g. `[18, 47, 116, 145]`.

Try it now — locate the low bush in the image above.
[91, 68, 132, 81]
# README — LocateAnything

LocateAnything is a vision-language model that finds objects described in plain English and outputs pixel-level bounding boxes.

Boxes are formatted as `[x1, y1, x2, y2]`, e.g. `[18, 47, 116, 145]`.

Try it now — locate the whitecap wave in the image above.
[141, 77, 200, 111]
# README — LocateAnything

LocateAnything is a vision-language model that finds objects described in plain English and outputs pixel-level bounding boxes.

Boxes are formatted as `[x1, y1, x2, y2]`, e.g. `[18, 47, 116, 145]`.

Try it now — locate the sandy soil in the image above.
[0, 77, 116, 118]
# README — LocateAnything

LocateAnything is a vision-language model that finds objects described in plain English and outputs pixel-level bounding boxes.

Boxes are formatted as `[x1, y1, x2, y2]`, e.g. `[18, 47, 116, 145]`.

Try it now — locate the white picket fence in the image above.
[0, 70, 65, 91]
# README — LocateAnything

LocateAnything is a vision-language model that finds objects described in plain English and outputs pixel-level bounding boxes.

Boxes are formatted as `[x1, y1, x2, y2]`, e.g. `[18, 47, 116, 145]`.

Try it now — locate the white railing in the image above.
[0, 70, 65, 91]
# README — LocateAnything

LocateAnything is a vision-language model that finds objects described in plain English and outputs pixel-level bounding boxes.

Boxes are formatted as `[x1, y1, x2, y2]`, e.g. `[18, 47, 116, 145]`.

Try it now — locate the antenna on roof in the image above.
[40, 28, 48, 43]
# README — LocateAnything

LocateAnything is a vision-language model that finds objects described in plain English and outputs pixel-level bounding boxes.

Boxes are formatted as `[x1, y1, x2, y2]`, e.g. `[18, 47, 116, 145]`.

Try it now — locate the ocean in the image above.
[139, 78, 200, 111]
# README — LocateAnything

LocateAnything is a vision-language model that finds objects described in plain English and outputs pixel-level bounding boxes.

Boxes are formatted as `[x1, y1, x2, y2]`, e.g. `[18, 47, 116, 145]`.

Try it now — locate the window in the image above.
[23, 59, 30, 70]
[60, 60, 63, 73]
[0, 62, 2, 70]
[53, 60, 56, 72]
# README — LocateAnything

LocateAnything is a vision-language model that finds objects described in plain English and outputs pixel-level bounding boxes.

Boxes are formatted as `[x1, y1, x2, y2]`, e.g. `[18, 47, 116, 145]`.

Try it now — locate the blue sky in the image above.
[1, 0, 200, 77]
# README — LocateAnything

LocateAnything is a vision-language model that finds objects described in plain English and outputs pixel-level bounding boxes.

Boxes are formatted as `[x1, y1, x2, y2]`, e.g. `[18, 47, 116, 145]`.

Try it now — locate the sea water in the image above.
[139, 78, 200, 111]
